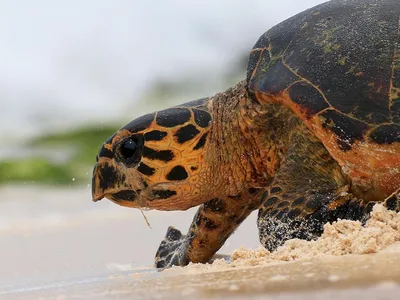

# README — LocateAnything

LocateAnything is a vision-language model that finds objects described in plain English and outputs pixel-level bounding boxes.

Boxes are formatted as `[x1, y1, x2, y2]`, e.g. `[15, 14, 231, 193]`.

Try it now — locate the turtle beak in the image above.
[92, 163, 105, 202]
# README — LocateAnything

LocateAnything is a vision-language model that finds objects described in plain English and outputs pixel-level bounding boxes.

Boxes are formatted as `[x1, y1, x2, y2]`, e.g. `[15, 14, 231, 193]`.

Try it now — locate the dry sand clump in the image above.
[178, 204, 400, 273]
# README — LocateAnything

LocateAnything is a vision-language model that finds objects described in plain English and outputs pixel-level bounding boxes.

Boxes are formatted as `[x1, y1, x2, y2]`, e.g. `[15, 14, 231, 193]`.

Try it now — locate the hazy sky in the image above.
[0, 0, 325, 140]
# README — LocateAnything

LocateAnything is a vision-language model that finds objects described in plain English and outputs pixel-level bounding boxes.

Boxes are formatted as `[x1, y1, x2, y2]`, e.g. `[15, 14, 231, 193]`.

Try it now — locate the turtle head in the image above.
[92, 100, 213, 210]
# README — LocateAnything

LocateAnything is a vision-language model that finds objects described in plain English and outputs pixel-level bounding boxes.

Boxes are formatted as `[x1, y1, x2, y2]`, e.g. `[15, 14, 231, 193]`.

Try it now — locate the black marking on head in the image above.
[112, 190, 138, 202]
[203, 218, 218, 230]
[156, 108, 191, 128]
[137, 162, 155, 176]
[385, 194, 398, 211]
[122, 113, 154, 133]
[256, 60, 298, 94]
[144, 130, 168, 141]
[143, 147, 174, 162]
[105, 134, 116, 144]
[98, 145, 114, 159]
[166, 166, 188, 181]
[181, 97, 208, 108]
[100, 164, 122, 191]
[204, 198, 226, 213]
[320, 109, 370, 151]
[270, 187, 282, 194]
[174, 124, 200, 144]
[152, 189, 177, 200]
[193, 133, 208, 150]
[193, 109, 211, 128]
[190, 166, 198, 171]
[369, 124, 400, 145]
[288, 82, 329, 117]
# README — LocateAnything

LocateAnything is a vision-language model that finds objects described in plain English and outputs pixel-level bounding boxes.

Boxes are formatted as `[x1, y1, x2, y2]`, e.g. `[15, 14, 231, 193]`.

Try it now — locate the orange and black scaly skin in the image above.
[92, 0, 400, 268]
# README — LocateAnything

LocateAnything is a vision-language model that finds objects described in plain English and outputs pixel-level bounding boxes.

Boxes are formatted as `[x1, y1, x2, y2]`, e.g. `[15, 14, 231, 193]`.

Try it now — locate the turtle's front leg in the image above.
[155, 195, 261, 268]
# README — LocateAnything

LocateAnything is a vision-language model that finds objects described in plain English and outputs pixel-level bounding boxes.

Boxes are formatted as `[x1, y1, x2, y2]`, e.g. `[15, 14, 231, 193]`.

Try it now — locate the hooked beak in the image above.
[92, 163, 105, 202]
[91, 161, 141, 205]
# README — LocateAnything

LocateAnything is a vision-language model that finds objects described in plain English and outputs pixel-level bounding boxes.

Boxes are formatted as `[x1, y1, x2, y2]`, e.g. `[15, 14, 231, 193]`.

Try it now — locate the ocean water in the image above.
[0, 0, 324, 143]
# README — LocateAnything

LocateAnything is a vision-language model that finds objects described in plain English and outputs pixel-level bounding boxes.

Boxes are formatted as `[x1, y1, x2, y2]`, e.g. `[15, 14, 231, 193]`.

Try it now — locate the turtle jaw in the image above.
[91, 160, 144, 205]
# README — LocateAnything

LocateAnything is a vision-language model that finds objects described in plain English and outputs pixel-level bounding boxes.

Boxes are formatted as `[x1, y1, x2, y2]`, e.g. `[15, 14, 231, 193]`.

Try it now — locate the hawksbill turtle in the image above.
[92, 0, 400, 268]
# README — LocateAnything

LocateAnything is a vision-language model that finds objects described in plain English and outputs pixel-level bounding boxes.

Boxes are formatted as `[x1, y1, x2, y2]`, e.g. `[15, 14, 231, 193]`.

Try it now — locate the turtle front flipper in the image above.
[257, 129, 374, 251]
[155, 194, 262, 268]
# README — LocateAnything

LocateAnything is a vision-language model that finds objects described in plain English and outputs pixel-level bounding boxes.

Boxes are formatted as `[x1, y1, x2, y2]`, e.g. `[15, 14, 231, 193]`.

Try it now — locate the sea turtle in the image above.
[92, 0, 400, 268]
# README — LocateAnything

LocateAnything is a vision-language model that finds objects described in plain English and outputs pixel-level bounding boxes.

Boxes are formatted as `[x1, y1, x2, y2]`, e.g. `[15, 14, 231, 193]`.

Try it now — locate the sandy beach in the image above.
[1, 186, 400, 299]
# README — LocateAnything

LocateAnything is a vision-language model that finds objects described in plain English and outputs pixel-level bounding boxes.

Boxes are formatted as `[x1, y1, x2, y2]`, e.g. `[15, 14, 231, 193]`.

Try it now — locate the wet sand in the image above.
[1, 186, 400, 299]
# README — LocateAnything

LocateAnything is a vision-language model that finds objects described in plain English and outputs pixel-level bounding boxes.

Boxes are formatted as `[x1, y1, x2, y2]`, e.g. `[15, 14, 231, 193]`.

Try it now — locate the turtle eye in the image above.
[117, 136, 143, 166]
[120, 138, 137, 160]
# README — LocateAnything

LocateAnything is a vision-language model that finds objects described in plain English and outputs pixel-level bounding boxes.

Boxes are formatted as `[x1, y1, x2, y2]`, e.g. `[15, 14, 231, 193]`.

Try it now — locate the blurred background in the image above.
[0, 0, 324, 293]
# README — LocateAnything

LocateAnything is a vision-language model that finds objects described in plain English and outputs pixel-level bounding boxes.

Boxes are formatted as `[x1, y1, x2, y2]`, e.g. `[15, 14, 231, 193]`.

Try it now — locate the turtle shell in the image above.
[247, 0, 400, 197]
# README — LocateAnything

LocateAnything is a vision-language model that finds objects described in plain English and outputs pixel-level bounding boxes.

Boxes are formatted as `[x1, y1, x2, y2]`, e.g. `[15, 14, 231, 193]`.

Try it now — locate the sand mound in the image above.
[178, 204, 400, 273]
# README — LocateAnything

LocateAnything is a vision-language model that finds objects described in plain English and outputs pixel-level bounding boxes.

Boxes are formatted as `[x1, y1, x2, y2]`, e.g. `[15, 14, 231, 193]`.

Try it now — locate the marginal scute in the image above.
[248, 49, 271, 94]
[246, 49, 262, 85]
[257, 60, 298, 94]
[288, 81, 329, 117]
[319, 109, 370, 151]
[369, 124, 400, 144]
[392, 99, 400, 123]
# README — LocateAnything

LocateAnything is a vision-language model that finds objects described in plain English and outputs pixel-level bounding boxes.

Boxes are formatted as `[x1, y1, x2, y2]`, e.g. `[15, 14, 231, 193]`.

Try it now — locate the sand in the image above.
[1, 186, 400, 299]
[163, 204, 400, 274]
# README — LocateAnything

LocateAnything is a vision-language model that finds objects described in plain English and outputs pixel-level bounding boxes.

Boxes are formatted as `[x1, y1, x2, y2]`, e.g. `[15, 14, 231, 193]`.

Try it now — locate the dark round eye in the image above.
[116, 135, 143, 166]
[120, 138, 137, 160]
